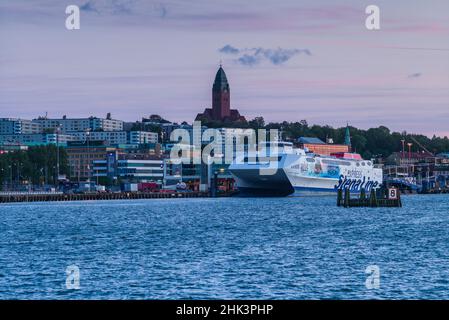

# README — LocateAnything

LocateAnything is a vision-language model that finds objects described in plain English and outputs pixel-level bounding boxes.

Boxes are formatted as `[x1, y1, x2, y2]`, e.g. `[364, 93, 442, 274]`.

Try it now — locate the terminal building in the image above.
[92, 158, 164, 184]
[297, 137, 350, 156]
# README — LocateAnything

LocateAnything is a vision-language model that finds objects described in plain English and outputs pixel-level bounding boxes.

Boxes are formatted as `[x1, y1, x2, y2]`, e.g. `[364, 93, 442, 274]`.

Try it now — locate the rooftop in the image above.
[298, 137, 325, 145]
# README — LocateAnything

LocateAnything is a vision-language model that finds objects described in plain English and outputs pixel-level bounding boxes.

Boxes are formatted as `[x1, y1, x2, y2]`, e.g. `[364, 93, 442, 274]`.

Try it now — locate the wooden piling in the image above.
[338, 187, 402, 208]
[337, 189, 343, 207]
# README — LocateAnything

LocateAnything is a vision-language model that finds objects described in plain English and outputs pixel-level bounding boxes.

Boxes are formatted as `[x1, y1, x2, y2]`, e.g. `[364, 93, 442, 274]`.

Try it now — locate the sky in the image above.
[0, 0, 448, 136]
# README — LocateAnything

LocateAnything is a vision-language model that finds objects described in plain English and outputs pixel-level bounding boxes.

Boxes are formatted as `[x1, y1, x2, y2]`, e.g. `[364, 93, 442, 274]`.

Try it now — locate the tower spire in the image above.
[344, 123, 352, 151]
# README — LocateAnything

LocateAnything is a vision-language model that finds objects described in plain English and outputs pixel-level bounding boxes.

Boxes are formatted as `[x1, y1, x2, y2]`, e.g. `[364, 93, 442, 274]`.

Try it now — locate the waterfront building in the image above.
[436, 153, 449, 164]
[386, 151, 436, 166]
[195, 66, 246, 123]
[32, 114, 123, 133]
[0, 118, 41, 135]
[0, 133, 75, 146]
[66, 141, 118, 181]
[117, 143, 162, 158]
[87, 143, 163, 183]
[433, 165, 449, 188]
[92, 158, 164, 183]
[163, 159, 233, 192]
[298, 137, 350, 156]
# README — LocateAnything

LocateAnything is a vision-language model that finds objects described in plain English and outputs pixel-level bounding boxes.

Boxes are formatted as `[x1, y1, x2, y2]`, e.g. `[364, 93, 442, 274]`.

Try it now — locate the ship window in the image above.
[361, 162, 366, 166]
[367, 161, 372, 166]
[306, 158, 315, 163]
[322, 159, 340, 166]
[356, 163, 360, 167]
[243, 156, 282, 163]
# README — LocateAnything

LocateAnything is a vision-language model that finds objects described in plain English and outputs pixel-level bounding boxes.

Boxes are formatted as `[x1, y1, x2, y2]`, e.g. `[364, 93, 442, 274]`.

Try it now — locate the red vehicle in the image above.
[138, 182, 160, 192]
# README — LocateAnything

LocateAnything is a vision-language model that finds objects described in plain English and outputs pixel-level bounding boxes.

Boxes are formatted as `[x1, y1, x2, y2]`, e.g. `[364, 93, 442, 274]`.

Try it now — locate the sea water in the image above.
[0, 195, 448, 299]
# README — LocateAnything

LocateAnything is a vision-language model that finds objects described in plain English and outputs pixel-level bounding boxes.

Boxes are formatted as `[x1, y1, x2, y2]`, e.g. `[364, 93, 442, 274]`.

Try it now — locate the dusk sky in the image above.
[1, 0, 448, 136]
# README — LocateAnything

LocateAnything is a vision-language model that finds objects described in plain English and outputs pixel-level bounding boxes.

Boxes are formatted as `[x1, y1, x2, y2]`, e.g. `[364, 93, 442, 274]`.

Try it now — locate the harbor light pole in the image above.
[86, 129, 91, 192]
[407, 143, 413, 161]
[8, 165, 12, 191]
[16, 162, 22, 190]
[401, 139, 405, 158]
[55, 125, 61, 190]
[407, 142, 413, 175]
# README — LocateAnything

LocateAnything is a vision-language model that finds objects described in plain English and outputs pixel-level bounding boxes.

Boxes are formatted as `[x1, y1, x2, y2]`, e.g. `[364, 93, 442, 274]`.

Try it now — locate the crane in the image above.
[410, 136, 433, 155]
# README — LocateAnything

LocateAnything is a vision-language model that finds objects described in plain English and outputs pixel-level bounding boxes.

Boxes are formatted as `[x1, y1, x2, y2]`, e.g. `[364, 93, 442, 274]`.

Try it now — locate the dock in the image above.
[337, 188, 402, 208]
[0, 191, 212, 203]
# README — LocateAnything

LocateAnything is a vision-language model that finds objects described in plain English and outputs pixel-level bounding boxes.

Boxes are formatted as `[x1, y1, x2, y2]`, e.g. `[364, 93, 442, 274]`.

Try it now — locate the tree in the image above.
[0, 145, 69, 190]
[248, 116, 265, 129]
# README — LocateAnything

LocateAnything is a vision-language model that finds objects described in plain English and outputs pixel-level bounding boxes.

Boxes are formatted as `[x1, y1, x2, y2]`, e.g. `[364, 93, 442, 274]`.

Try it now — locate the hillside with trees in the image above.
[201, 117, 449, 159]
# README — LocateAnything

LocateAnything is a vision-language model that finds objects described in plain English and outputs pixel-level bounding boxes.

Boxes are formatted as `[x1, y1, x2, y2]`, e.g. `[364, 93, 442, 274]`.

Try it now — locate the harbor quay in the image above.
[0, 190, 214, 203]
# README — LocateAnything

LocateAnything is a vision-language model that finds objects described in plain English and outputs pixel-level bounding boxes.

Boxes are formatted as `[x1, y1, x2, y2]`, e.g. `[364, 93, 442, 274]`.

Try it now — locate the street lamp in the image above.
[8, 165, 12, 191]
[407, 142, 413, 175]
[407, 143, 413, 161]
[16, 162, 22, 190]
[55, 124, 61, 190]
[86, 129, 91, 191]
[401, 139, 405, 158]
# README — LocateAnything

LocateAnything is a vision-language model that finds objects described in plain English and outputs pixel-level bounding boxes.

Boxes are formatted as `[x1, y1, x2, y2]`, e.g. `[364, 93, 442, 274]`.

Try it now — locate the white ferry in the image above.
[229, 142, 383, 196]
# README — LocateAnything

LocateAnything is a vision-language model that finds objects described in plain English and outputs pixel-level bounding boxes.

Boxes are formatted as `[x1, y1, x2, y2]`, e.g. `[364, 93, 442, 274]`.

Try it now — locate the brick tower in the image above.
[196, 65, 246, 122]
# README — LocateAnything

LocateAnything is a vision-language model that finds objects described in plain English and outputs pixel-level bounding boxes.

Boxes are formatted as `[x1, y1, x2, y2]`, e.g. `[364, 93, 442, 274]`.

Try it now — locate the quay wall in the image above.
[0, 192, 211, 203]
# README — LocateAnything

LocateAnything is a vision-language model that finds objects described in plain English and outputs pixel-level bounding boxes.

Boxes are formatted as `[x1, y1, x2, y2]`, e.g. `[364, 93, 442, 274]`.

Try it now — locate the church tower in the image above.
[195, 65, 246, 123]
[212, 66, 231, 120]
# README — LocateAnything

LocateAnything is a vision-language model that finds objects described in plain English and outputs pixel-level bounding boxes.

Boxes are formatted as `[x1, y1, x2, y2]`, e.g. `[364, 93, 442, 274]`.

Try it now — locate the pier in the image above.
[337, 188, 402, 208]
[0, 191, 212, 203]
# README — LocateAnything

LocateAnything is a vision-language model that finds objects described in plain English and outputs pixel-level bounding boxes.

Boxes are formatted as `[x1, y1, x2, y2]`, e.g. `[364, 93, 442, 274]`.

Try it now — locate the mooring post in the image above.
[369, 189, 378, 207]
[360, 188, 366, 203]
[337, 189, 343, 206]
[344, 188, 350, 208]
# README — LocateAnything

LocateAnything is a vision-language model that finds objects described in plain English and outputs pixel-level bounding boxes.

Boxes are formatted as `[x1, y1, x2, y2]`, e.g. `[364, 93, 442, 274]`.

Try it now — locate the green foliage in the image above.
[0, 145, 69, 189]
[269, 121, 449, 159]
[197, 117, 449, 158]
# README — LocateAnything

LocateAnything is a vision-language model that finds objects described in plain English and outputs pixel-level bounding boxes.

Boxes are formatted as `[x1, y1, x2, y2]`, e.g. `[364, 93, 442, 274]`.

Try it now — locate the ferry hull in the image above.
[231, 168, 294, 197]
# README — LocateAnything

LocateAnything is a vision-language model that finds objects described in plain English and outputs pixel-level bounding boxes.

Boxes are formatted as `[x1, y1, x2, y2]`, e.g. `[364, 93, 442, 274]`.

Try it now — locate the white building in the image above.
[70, 131, 158, 145]
[32, 116, 123, 133]
[128, 131, 158, 144]
[0, 133, 75, 146]
[0, 118, 42, 135]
